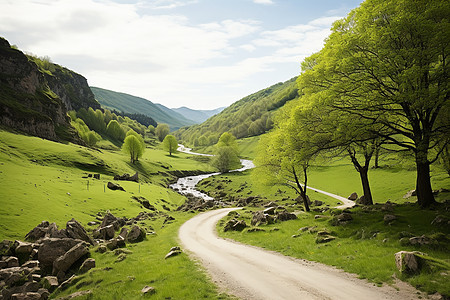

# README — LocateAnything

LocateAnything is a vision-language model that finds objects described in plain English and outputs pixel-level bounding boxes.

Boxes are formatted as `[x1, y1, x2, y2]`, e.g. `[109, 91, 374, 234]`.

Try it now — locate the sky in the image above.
[0, 0, 363, 110]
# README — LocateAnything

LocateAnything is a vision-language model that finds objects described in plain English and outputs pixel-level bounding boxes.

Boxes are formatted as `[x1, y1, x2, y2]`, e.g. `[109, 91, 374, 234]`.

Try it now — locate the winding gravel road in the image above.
[179, 208, 422, 300]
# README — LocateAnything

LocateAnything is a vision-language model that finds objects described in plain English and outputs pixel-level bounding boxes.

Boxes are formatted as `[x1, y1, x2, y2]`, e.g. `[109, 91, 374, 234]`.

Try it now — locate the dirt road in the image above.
[179, 208, 422, 300]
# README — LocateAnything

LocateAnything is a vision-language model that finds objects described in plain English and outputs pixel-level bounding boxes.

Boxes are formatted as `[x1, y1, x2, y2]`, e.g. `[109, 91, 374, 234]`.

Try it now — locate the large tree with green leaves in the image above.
[155, 124, 170, 142]
[163, 135, 178, 156]
[299, 0, 449, 208]
[122, 135, 144, 164]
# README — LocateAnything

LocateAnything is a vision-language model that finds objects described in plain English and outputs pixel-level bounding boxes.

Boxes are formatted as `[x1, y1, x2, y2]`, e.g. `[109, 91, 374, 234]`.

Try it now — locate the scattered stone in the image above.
[118, 228, 128, 240]
[251, 211, 274, 226]
[38, 238, 85, 272]
[58, 275, 78, 291]
[224, 219, 247, 232]
[316, 235, 336, 244]
[141, 285, 156, 295]
[164, 248, 182, 259]
[314, 215, 327, 219]
[6, 256, 19, 268]
[275, 210, 297, 222]
[409, 235, 434, 246]
[94, 225, 115, 241]
[384, 214, 397, 223]
[95, 245, 107, 253]
[263, 207, 276, 215]
[395, 251, 423, 274]
[93, 174, 100, 180]
[403, 189, 416, 198]
[247, 228, 265, 233]
[107, 182, 125, 191]
[87, 221, 97, 226]
[348, 193, 358, 200]
[41, 276, 58, 292]
[127, 226, 146, 243]
[79, 258, 95, 273]
[431, 215, 449, 226]
[10, 292, 41, 300]
[15, 241, 33, 256]
[21, 260, 39, 268]
[430, 292, 446, 300]
[332, 213, 353, 225]
[355, 195, 372, 205]
[312, 200, 324, 206]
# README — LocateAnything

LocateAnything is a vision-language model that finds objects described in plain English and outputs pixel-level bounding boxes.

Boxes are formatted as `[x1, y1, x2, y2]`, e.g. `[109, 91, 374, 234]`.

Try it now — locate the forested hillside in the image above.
[174, 77, 299, 146]
[91, 87, 195, 131]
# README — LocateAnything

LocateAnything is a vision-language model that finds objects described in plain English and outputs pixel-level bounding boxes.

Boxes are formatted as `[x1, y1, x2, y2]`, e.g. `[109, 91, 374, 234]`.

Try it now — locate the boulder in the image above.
[21, 261, 39, 269]
[37, 238, 84, 272]
[24, 221, 50, 242]
[6, 256, 19, 268]
[395, 251, 424, 274]
[79, 258, 95, 273]
[41, 276, 58, 292]
[348, 192, 358, 200]
[107, 182, 125, 191]
[275, 210, 297, 222]
[312, 200, 324, 206]
[65, 219, 94, 245]
[263, 207, 276, 215]
[94, 225, 115, 240]
[224, 219, 247, 232]
[127, 226, 145, 243]
[118, 228, 128, 240]
[409, 235, 434, 246]
[164, 248, 182, 259]
[251, 211, 274, 226]
[52, 242, 89, 275]
[355, 195, 371, 205]
[333, 213, 353, 225]
[100, 213, 118, 228]
[0, 240, 14, 256]
[15, 241, 33, 255]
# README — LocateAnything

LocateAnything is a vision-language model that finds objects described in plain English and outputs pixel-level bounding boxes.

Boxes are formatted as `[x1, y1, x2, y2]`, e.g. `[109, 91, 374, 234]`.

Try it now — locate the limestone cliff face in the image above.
[0, 37, 99, 141]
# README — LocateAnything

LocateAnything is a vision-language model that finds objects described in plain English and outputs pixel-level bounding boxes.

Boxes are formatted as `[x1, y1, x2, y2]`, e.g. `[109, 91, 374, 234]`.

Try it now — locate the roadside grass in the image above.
[0, 130, 231, 299]
[218, 204, 450, 296]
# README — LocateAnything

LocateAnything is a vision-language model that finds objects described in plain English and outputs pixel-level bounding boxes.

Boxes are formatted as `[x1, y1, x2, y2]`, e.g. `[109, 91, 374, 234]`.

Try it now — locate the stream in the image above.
[169, 145, 255, 201]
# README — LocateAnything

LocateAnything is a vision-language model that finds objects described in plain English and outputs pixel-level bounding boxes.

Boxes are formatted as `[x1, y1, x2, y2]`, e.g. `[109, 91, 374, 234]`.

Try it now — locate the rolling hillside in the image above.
[174, 77, 299, 146]
[91, 87, 196, 131]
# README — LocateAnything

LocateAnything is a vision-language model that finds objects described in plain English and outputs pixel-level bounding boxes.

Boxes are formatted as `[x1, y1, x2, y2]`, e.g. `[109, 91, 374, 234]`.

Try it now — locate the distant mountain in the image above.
[174, 77, 299, 146]
[172, 106, 225, 124]
[91, 87, 195, 131]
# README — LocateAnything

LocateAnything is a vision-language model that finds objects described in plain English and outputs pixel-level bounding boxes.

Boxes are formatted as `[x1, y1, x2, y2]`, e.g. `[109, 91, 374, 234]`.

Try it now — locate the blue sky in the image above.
[0, 0, 363, 109]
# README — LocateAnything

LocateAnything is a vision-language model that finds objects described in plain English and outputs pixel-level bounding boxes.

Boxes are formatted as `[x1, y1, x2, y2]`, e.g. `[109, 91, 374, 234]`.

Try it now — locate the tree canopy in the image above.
[298, 0, 449, 208]
[212, 132, 240, 173]
[155, 124, 170, 142]
[163, 135, 178, 156]
[122, 135, 144, 164]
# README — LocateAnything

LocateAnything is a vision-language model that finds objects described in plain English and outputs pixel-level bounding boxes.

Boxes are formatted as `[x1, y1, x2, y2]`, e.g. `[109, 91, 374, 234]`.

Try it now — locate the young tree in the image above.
[155, 124, 170, 142]
[126, 129, 145, 147]
[163, 135, 178, 156]
[212, 132, 240, 173]
[299, 0, 450, 208]
[122, 135, 144, 164]
[106, 120, 125, 141]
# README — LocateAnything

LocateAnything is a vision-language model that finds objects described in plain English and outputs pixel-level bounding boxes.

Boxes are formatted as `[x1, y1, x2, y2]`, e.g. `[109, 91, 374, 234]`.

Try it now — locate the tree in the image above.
[126, 129, 145, 147]
[212, 132, 240, 173]
[106, 120, 125, 141]
[122, 135, 144, 164]
[163, 135, 178, 156]
[155, 124, 170, 142]
[299, 0, 450, 208]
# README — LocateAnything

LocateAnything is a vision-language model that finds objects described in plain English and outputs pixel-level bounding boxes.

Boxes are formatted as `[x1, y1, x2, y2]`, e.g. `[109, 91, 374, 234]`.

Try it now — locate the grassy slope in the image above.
[199, 135, 450, 296]
[0, 129, 229, 299]
[91, 87, 195, 131]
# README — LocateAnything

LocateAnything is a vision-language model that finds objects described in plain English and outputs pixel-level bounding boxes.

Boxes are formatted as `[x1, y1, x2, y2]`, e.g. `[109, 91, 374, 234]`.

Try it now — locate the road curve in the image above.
[179, 208, 421, 300]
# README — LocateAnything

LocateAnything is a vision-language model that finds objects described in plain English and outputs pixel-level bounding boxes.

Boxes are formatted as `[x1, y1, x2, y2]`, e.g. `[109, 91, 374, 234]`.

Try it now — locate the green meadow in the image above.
[0, 129, 229, 299]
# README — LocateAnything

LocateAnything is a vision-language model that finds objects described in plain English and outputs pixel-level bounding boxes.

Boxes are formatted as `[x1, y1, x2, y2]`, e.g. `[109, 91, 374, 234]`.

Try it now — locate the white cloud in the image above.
[0, 0, 344, 109]
[252, 0, 274, 5]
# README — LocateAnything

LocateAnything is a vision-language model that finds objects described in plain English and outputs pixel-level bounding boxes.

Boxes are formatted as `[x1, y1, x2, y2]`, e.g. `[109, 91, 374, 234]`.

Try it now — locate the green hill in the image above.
[91, 87, 196, 131]
[174, 77, 299, 146]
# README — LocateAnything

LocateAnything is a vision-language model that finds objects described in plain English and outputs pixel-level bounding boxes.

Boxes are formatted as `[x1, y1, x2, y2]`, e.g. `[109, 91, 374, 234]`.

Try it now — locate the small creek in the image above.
[169, 145, 255, 201]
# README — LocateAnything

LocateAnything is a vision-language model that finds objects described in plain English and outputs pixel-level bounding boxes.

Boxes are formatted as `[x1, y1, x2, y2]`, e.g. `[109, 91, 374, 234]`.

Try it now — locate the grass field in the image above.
[0, 129, 230, 299]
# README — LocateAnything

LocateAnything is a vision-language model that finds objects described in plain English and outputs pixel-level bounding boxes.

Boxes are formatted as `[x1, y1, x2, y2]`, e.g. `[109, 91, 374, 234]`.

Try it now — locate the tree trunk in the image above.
[359, 166, 373, 205]
[415, 159, 436, 208]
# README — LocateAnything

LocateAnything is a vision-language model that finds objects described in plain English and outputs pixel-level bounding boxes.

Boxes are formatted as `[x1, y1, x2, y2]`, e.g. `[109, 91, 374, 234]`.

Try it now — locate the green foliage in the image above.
[122, 135, 144, 164]
[163, 135, 178, 156]
[155, 123, 170, 142]
[71, 118, 101, 146]
[212, 132, 240, 173]
[175, 78, 299, 146]
[106, 120, 125, 141]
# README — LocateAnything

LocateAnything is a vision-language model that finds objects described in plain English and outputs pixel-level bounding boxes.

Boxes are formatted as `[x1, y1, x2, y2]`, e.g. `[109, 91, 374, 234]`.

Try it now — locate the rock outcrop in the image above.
[0, 37, 99, 142]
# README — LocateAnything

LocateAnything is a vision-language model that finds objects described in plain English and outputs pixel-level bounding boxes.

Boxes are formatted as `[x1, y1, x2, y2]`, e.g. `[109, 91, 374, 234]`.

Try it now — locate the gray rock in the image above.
[21, 261, 39, 269]
[42, 276, 58, 292]
[224, 219, 247, 232]
[15, 241, 33, 255]
[79, 258, 95, 273]
[127, 226, 145, 243]
[275, 210, 297, 222]
[263, 207, 276, 215]
[141, 285, 156, 295]
[403, 189, 416, 198]
[348, 192, 358, 200]
[251, 211, 274, 226]
[409, 235, 435, 246]
[11, 292, 41, 300]
[65, 219, 94, 245]
[52, 243, 89, 275]
[6, 256, 19, 268]
[164, 250, 181, 259]
[395, 251, 424, 274]
[107, 182, 125, 191]
[94, 225, 115, 240]
[24, 221, 50, 242]
[118, 228, 128, 240]
[334, 213, 353, 224]
[37, 238, 83, 272]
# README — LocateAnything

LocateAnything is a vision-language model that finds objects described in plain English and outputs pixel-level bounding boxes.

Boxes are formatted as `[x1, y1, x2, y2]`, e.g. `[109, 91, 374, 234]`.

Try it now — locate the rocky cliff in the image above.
[0, 37, 100, 141]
